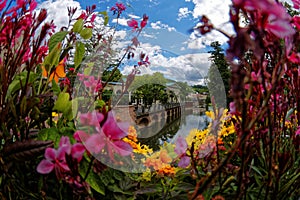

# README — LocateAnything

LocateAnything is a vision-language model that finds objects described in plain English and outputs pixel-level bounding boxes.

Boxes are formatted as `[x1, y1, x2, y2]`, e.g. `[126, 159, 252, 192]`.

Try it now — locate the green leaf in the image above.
[74, 42, 85, 70]
[172, 182, 194, 192]
[99, 11, 109, 26]
[38, 128, 59, 142]
[49, 31, 68, 52]
[6, 71, 37, 100]
[43, 43, 61, 73]
[73, 18, 84, 33]
[80, 28, 93, 39]
[86, 171, 105, 195]
[78, 159, 105, 195]
[135, 184, 162, 195]
[53, 92, 70, 113]
[52, 79, 61, 95]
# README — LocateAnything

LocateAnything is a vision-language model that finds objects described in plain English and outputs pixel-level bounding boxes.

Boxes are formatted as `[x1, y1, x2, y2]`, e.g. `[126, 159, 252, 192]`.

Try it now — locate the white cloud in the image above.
[112, 18, 129, 26]
[128, 14, 141, 19]
[188, 0, 234, 46]
[121, 42, 211, 85]
[38, 0, 82, 31]
[177, 7, 192, 21]
[150, 21, 176, 32]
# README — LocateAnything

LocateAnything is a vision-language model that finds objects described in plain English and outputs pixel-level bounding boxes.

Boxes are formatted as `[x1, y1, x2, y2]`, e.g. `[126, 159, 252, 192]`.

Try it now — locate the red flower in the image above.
[127, 19, 139, 29]
[110, 3, 126, 16]
[140, 14, 149, 28]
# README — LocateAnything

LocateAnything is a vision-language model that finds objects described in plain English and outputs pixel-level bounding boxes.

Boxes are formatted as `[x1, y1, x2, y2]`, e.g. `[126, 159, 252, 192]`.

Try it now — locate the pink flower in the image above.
[140, 14, 149, 28]
[175, 136, 190, 168]
[292, 0, 300, 9]
[127, 19, 139, 29]
[71, 143, 85, 162]
[0, 0, 6, 12]
[110, 3, 126, 16]
[83, 76, 102, 93]
[85, 111, 132, 160]
[265, 16, 295, 38]
[288, 52, 300, 64]
[296, 127, 300, 136]
[292, 16, 300, 30]
[229, 102, 236, 114]
[59, 136, 72, 155]
[37, 147, 70, 178]
[234, 0, 295, 38]
[80, 111, 104, 127]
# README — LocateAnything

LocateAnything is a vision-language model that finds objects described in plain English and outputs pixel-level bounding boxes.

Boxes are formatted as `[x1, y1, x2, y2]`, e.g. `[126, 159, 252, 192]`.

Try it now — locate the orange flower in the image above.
[42, 59, 66, 83]
[157, 165, 175, 176]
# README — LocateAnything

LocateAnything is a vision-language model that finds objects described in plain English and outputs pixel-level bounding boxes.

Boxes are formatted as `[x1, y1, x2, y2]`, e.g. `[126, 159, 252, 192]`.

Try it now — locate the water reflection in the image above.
[137, 109, 209, 151]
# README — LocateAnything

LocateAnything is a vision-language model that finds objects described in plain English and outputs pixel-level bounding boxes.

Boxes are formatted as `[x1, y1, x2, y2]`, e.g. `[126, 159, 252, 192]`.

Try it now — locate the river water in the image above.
[138, 108, 210, 151]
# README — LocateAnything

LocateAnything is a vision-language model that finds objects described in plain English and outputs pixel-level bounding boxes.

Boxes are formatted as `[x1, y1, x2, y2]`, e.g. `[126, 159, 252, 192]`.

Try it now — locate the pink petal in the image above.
[102, 111, 128, 140]
[56, 148, 67, 161]
[292, 0, 300, 9]
[57, 162, 70, 171]
[127, 19, 138, 28]
[110, 140, 132, 156]
[71, 143, 86, 162]
[85, 133, 105, 154]
[37, 160, 54, 174]
[59, 136, 71, 155]
[296, 127, 300, 136]
[74, 130, 90, 142]
[266, 19, 295, 38]
[44, 148, 56, 161]
[178, 156, 190, 168]
[175, 136, 187, 155]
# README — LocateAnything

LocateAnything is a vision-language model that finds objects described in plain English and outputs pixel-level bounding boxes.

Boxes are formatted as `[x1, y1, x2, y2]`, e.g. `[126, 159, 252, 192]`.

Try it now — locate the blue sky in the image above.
[37, 0, 236, 85]
[36, 0, 294, 85]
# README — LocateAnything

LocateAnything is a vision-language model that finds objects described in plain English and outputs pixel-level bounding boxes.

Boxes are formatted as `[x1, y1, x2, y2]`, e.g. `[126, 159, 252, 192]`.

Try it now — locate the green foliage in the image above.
[102, 68, 122, 82]
[207, 41, 231, 107]
[48, 31, 68, 52]
[74, 41, 86, 70]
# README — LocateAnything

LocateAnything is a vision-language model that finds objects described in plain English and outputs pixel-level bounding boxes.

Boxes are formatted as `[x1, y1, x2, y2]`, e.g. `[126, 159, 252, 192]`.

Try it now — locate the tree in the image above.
[102, 68, 122, 82]
[207, 41, 231, 108]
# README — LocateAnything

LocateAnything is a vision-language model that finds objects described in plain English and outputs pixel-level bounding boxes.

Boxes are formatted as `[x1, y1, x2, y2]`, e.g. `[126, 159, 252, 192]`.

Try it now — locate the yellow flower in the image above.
[52, 112, 59, 123]
[205, 111, 214, 119]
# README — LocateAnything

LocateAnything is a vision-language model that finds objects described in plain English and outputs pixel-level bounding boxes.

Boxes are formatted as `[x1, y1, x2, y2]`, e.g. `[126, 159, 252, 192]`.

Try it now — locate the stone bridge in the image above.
[113, 103, 181, 126]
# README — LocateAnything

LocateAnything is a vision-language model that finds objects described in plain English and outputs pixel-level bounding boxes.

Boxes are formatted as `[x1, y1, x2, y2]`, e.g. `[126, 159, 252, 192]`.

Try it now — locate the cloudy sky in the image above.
[36, 0, 292, 85]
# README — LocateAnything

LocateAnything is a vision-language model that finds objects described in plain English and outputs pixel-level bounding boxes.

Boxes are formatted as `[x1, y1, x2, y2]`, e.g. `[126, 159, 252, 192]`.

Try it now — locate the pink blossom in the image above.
[175, 136, 190, 168]
[229, 102, 236, 114]
[127, 19, 139, 29]
[71, 143, 85, 162]
[292, 0, 300, 9]
[234, 0, 295, 38]
[59, 136, 72, 155]
[37, 147, 70, 178]
[140, 14, 149, 28]
[85, 111, 132, 160]
[110, 3, 126, 16]
[0, 0, 7, 12]
[265, 16, 295, 38]
[288, 52, 300, 64]
[296, 127, 300, 136]
[292, 16, 300, 30]
[74, 130, 90, 143]
[80, 111, 104, 127]
[83, 76, 102, 93]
